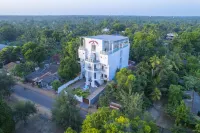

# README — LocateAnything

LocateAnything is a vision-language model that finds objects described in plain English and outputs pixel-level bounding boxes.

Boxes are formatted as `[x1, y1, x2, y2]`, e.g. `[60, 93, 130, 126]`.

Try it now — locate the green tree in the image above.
[13, 61, 36, 77]
[58, 56, 80, 81]
[64, 38, 80, 59]
[0, 24, 17, 41]
[22, 42, 46, 63]
[115, 68, 135, 91]
[171, 125, 187, 133]
[120, 88, 143, 118]
[65, 127, 77, 133]
[22, 42, 37, 55]
[51, 80, 62, 91]
[112, 23, 126, 32]
[0, 99, 15, 133]
[151, 87, 162, 101]
[13, 101, 37, 124]
[0, 46, 21, 64]
[174, 101, 190, 125]
[0, 72, 15, 97]
[82, 107, 158, 133]
[52, 92, 81, 131]
[168, 85, 183, 107]
[194, 123, 200, 133]
[184, 75, 200, 90]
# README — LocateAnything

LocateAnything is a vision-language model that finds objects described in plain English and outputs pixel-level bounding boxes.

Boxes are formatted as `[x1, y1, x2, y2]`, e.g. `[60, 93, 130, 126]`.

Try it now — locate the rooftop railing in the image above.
[100, 43, 129, 55]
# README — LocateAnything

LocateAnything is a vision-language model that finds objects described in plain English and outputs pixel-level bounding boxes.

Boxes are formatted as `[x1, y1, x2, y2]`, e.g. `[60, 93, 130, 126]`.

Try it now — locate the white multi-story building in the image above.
[78, 35, 130, 88]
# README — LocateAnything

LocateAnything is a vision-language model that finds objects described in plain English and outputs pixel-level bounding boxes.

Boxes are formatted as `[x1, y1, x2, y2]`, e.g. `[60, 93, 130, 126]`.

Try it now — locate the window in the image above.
[81, 38, 85, 46]
[104, 75, 107, 78]
[92, 45, 96, 51]
[94, 73, 96, 79]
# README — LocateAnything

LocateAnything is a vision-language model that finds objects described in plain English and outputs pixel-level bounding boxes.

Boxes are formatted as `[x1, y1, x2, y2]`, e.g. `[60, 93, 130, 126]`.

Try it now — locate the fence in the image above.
[58, 75, 81, 94]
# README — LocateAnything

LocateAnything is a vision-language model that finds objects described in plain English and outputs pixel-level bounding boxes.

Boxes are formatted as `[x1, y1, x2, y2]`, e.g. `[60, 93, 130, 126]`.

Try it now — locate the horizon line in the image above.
[0, 15, 200, 17]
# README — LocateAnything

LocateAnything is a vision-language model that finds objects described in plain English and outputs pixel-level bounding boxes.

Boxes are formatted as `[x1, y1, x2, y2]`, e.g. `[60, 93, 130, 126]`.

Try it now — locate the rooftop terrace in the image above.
[86, 35, 128, 41]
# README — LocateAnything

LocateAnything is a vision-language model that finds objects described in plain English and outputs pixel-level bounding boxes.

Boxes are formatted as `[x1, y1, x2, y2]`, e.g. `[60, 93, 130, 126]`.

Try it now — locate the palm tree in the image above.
[150, 55, 161, 76]
[151, 87, 162, 101]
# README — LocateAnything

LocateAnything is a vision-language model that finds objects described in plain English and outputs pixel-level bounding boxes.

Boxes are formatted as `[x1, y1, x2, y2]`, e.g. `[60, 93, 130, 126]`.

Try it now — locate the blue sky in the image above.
[1, 0, 200, 16]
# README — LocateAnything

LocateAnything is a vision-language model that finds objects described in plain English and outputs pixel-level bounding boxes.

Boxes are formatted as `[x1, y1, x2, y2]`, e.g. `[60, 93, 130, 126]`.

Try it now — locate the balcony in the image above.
[85, 58, 99, 63]
[86, 65, 101, 72]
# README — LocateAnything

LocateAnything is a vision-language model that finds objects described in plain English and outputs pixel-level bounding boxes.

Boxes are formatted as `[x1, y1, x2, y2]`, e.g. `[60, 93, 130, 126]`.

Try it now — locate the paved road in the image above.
[13, 85, 87, 118]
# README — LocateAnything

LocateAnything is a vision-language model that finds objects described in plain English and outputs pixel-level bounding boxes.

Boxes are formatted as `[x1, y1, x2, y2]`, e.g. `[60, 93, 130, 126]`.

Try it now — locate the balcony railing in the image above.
[86, 66, 101, 72]
[100, 43, 129, 55]
[85, 58, 99, 63]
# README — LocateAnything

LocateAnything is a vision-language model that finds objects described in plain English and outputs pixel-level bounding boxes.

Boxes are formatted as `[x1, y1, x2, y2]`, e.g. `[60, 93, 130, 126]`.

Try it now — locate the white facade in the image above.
[78, 35, 130, 88]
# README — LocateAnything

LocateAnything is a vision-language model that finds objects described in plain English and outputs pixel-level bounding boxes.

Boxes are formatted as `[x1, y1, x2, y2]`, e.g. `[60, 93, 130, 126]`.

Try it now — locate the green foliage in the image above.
[151, 88, 162, 101]
[58, 56, 80, 81]
[194, 123, 200, 133]
[0, 72, 15, 97]
[13, 101, 37, 124]
[63, 38, 80, 59]
[0, 24, 18, 42]
[120, 87, 143, 118]
[168, 85, 183, 107]
[171, 125, 187, 133]
[112, 22, 126, 32]
[166, 85, 183, 114]
[22, 42, 46, 63]
[12, 61, 36, 77]
[82, 107, 158, 133]
[98, 82, 117, 107]
[184, 75, 200, 90]
[174, 101, 190, 126]
[65, 127, 77, 133]
[0, 99, 15, 133]
[72, 88, 90, 98]
[52, 92, 81, 131]
[115, 68, 135, 91]
[0, 46, 21, 64]
[51, 80, 62, 91]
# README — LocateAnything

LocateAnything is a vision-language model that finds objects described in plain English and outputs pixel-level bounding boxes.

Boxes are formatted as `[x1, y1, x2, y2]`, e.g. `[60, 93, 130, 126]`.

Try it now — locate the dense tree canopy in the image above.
[1, 16, 200, 132]
[52, 92, 82, 131]
[0, 99, 15, 133]
[0, 73, 15, 97]
[13, 101, 37, 124]
[82, 107, 158, 133]
[22, 42, 46, 63]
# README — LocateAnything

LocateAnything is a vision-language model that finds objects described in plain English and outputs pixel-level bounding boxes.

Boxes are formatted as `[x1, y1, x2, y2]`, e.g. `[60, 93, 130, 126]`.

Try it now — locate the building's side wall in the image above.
[107, 45, 130, 81]
[121, 45, 130, 68]
[108, 50, 120, 80]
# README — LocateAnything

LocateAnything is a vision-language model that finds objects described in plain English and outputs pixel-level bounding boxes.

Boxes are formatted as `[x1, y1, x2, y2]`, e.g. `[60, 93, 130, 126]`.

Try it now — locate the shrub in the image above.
[183, 94, 191, 99]
[72, 88, 90, 98]
[13, 101, 37, 124]
[52, 80, 62, 91]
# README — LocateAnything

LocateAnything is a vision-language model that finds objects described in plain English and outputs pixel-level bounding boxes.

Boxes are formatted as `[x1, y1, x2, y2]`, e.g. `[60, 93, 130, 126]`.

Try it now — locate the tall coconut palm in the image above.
[151, 88, 162, 101]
